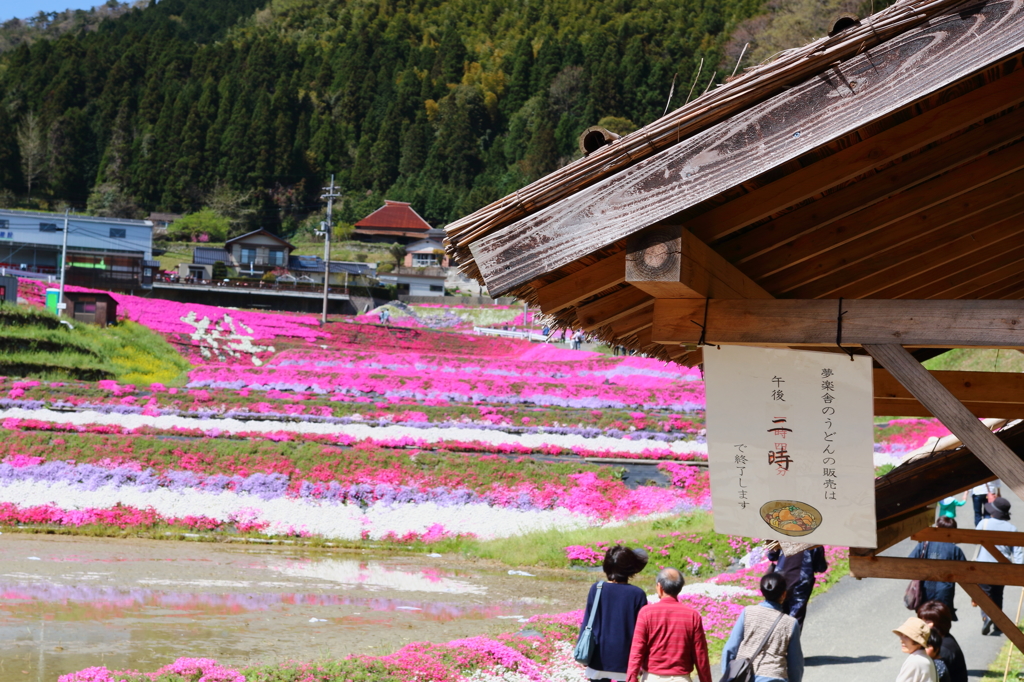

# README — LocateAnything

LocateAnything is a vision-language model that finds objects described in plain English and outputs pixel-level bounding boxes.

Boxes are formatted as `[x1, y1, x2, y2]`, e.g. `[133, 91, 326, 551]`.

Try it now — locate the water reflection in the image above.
[264, 558, 488, 595]
[0, 581, 515, 622]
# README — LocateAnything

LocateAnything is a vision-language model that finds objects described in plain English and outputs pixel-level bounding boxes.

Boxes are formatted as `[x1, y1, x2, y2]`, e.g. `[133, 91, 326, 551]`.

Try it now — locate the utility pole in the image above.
[57, 208, 69, 317]
[320, 175, 340, 325]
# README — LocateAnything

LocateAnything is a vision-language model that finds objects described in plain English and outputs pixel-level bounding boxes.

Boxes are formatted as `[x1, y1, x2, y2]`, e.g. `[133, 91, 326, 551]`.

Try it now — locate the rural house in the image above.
[353, 200, 432, 244]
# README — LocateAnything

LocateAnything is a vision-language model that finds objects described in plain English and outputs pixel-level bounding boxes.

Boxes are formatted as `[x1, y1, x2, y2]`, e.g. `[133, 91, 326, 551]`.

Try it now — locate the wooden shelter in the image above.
[63, 291, 118, 327]
[445, 0, 1024, 649]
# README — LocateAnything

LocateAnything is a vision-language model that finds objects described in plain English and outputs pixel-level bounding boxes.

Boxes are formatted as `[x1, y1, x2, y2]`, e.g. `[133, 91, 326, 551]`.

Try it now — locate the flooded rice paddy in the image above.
[0, 534, 592, 680]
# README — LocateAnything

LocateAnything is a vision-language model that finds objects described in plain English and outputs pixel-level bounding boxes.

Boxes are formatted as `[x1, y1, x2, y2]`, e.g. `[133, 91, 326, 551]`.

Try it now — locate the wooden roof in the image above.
[445, 0, 1024, 364]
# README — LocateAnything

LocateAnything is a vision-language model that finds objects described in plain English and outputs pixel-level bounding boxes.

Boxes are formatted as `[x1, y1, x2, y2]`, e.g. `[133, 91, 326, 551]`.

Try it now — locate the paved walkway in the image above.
[801, 488, 1023, 681]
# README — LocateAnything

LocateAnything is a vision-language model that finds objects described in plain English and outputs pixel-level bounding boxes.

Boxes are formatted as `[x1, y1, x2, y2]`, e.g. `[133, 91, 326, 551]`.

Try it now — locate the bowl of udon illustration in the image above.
[760, 500, 822, 537]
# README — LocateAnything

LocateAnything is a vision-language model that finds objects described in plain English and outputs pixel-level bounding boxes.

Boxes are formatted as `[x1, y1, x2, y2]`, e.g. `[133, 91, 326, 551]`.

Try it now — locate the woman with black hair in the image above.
[907, 517, 966, 619]
[579, 545, 650, 682]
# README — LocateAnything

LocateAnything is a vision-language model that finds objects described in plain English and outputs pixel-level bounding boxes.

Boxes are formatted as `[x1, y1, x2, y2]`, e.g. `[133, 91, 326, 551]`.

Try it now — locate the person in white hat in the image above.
[893, 617, 937, 682]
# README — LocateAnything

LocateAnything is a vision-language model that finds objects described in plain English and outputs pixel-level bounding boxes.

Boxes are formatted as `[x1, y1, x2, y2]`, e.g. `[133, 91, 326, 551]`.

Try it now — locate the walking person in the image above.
[579, 545, 650, 682]
[971, 480, 1000, 527]
[626, 567, 712, 682]
[907, 517, 966, 619]
[893, 617, 937, 682]
[722, 573, 803, 682]
[766, 545, 827, 628]
[974, 497, 1024, 636]
[917, 601, 967, 682]
[937, 493, 966, 520]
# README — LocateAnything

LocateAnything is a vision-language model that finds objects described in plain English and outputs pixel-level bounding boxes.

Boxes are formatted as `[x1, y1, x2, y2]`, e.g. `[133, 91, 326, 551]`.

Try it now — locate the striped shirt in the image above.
[627, 596, 712, 682]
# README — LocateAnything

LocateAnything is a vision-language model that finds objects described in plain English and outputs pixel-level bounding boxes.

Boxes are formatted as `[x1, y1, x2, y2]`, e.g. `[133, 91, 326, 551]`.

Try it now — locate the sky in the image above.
[1, 1, 101, 22]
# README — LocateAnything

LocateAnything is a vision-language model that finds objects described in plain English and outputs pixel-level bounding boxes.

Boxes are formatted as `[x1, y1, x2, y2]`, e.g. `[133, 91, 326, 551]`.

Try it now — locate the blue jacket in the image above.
[908, 541, 966, 611]
[579, 581, 649, 675]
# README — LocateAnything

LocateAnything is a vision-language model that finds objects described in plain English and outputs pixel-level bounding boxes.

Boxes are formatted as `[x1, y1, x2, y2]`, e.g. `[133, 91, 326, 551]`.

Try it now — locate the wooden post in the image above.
[960, 583, 1024, 653]
[863, 344, 1024, 501]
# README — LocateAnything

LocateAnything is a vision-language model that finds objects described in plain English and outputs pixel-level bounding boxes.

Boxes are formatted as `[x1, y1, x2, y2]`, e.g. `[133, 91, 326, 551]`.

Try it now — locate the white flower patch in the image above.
[0, 480, 599, 541]
[0, 407, 707, 458]
[181, 311, 275, 366]
[680, 583, 759, 599]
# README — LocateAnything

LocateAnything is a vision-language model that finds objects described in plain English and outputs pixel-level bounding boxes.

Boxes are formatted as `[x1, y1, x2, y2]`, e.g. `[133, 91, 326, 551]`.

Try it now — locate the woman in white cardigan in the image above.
[893, 617, 938, 682]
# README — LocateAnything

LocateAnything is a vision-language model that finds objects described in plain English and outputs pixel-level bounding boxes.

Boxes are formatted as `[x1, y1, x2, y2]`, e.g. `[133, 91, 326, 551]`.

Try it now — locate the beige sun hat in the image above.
[893, 617, 931, 647]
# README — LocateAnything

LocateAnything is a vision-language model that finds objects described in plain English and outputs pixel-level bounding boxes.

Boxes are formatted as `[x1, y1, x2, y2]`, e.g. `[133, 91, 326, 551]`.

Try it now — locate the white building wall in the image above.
[0, 210, 153, 259]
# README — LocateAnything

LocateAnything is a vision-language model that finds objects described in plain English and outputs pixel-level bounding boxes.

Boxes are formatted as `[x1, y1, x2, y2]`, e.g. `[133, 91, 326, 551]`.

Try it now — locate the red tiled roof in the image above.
[354, 200, 431, 231]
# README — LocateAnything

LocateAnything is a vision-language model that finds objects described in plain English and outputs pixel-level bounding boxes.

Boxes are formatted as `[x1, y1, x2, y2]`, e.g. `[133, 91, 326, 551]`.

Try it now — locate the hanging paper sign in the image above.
[703, 345, 877, 547]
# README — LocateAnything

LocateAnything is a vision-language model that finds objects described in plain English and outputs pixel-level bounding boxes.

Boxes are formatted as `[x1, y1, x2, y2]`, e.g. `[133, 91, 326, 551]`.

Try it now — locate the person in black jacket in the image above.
[766, 545, 827, 628]
[579, 545, 650, 682]
[918, 600, 968, 682]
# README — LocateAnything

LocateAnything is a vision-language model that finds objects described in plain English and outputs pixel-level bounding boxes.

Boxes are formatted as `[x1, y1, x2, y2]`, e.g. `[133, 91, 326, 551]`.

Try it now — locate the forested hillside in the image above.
[0, 0, 862, 233]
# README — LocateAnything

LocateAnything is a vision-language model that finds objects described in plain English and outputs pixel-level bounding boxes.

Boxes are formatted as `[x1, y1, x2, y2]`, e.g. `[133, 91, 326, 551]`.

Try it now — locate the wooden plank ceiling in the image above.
[446, 0, 1024, 382]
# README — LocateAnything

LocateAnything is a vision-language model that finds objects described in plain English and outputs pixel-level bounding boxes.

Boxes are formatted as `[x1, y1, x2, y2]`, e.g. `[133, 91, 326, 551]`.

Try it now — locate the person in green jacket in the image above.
[937, 494, 966, 519]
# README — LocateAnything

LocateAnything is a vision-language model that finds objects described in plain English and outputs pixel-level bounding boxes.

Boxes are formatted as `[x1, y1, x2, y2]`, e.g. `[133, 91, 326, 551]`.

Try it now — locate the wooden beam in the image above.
[913, 527, 1024, 546]
[625, 225, 772, 299]
[875, 370, 1024, 409]
[748, 150, 1024, 285]
[960, 583, 1024, 653]
[864, 343, 1024, 503]
[818, 209, 1024, 300]
[535, 251, 627, 314]
[874, 398, 1024, 419]
[772, 176, 1024, 297]
[849, 555, 1024, 584]
[715, 101, 1024, 264]
[651, 299, 1024, 347]
[875, 506, 938, 553]
[576, 285, 653, 331]
[471, 8, 1024, 296]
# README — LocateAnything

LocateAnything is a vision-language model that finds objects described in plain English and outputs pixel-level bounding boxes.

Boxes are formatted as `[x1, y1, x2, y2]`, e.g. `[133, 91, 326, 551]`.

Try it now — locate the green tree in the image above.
[167, 208, 230, 241]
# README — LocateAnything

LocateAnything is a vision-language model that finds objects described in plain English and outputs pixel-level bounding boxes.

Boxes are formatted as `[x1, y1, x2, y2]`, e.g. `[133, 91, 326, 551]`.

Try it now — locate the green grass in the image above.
[0, 305, 191, 385]
[924, 349, 1024, 373]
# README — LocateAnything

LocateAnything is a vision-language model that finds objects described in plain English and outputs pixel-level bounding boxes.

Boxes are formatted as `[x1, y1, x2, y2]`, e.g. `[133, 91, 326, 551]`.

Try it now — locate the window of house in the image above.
[268, 249, 285, 266]
[429, 284, 444, 292]
[412, 253, 437, 267]
[39, 223, 59, 232]
[109, 228, 126, 238]
[74, 302, 97, 314]
[241, 247, 257, 264]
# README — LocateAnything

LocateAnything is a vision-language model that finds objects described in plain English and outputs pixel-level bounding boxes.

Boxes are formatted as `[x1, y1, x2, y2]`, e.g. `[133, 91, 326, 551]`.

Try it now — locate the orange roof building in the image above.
[353, 200, 432, 243]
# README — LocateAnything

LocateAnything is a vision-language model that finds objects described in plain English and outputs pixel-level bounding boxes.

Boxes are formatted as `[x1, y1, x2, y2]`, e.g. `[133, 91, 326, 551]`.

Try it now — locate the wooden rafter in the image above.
[576, 285, 652, 331]
[651, 299, 1024, 347]
[700, 68, 1024, 250]
[471, 5, 1024, 295]
[715, 102, 1024, 265]
[534, 251, 626, 314]
[882, 237, 1024, 299]
[746, 150, 1024, 285]
[809, 209, 1024, 299]
[764, 173, 1024, 295]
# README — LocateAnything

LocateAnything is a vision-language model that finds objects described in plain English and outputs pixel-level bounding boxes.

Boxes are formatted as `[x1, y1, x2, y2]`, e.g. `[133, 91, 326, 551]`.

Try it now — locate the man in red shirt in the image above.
[627, 567, 712, 682]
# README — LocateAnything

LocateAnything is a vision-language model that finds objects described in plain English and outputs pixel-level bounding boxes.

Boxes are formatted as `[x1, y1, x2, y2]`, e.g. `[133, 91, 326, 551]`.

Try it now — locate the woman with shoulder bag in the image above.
[906, 517, 966, 618]
[578, 545, 650, 682]
[721, 573, 803, 682]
